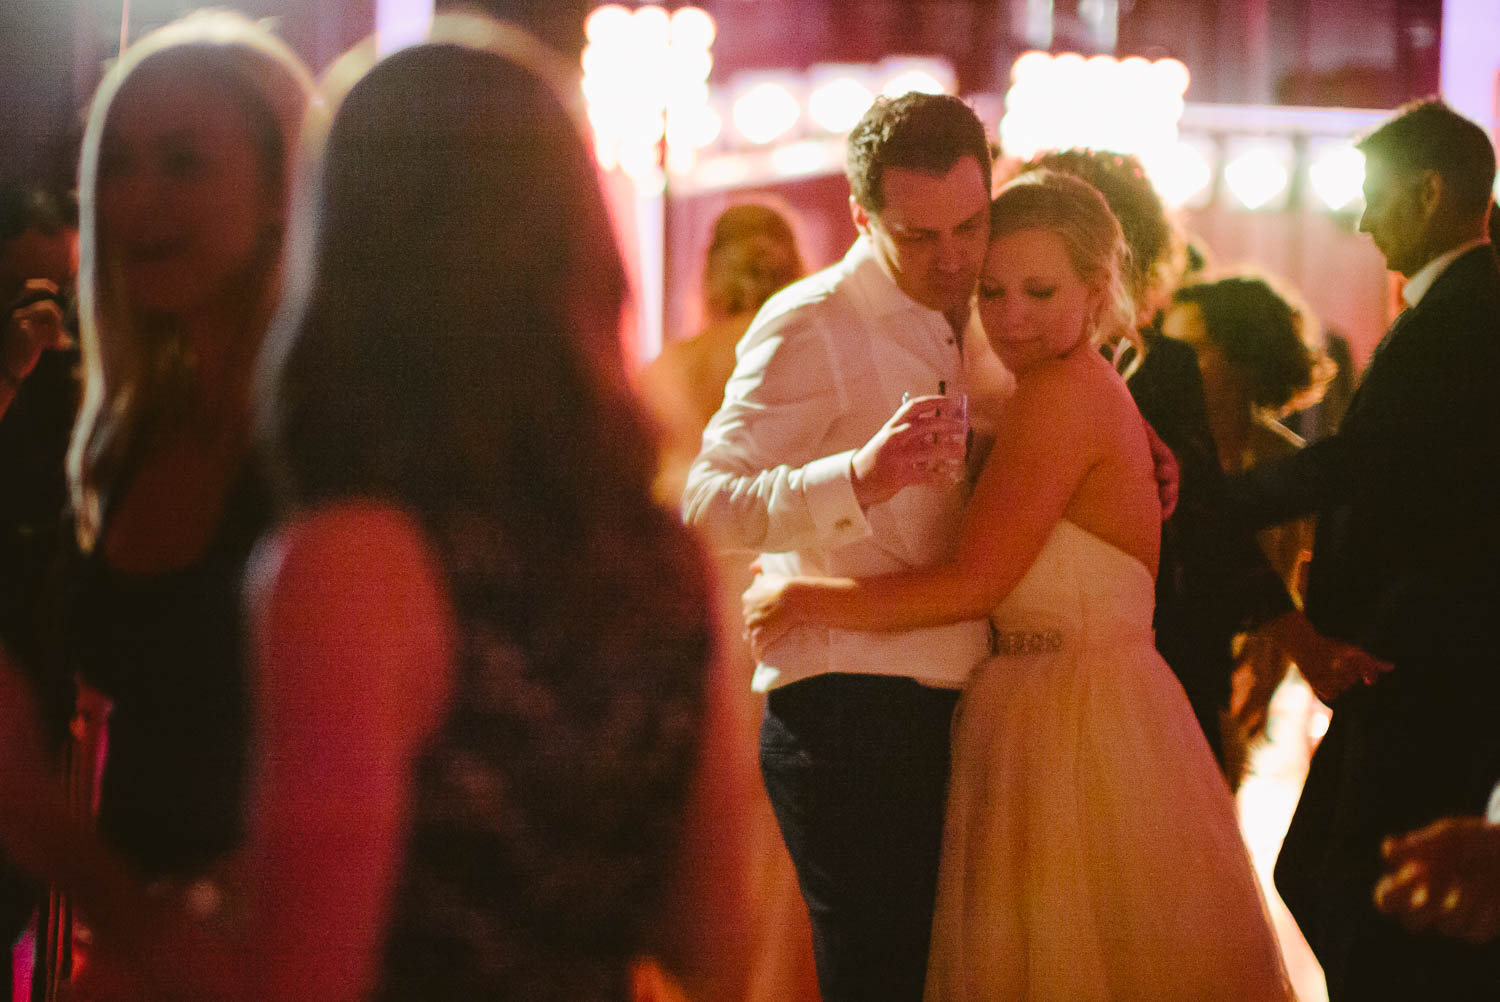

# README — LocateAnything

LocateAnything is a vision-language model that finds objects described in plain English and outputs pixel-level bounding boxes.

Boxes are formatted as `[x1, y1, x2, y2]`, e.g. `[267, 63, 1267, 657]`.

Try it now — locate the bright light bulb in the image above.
[1053, 52, 1087, 75]
[1011, 50, 1053, 86]
[631, 5, 671, 47]
[732, 82, 801, 145]
[584, 4, 632, 45]
[666, 145, 699, 176]
[770, 139, 841, 178]
[669, 6, 716, 50]
[1152, 57, 1191, 96]
[666, 103, 721, 150]
[1308, 146, 1366, 211]
[1144, 141, 1214, 209]
[808, 76, 875, 134]
[666, 46, 713, 84]
[1224, 148, 1290, 210]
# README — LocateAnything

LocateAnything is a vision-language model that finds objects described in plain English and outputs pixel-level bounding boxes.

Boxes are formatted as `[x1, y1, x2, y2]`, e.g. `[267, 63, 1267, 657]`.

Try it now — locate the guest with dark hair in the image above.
[685, 91, 1003, 1002]
[1169, 276, 1322, 434]
[843, 94, 993, 219]
[1163, 274, 1332, 784]
[1228, 97, 1500, 1001]
[1022, 149, 1297, 769]
[0, 184, 75, 425]
[0, 191, 81, 984]
[0, 184, 79, 663]
[0, 184, 75, 301]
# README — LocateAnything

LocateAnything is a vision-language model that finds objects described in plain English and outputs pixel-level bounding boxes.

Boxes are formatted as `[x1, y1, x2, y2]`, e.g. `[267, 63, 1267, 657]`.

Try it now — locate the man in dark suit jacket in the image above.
[1228, 99, 1500, 1000]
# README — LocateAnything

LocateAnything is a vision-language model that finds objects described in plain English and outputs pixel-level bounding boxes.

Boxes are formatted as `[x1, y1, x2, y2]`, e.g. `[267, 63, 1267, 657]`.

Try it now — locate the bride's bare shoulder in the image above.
[1008, 350, 1122, 421]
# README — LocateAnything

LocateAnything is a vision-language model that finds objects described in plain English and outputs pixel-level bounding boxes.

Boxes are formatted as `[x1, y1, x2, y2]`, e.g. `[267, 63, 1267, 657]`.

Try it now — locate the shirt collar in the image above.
[842, 235, 951, 321]
[1401, 238, 1490, 309]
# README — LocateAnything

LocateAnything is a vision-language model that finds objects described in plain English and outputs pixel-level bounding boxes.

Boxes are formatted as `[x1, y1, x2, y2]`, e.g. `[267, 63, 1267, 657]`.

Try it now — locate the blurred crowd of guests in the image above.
[0, 5, 1496, 1002]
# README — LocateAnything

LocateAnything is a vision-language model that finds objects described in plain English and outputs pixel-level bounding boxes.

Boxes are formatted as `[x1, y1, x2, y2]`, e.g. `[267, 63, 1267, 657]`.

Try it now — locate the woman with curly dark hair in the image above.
[1163, 273, 1333, 788]
[1163, 274, 1329, 580]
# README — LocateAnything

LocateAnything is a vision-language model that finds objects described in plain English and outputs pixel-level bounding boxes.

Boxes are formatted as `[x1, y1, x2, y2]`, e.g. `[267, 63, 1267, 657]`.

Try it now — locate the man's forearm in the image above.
[682, 452, 870, 554]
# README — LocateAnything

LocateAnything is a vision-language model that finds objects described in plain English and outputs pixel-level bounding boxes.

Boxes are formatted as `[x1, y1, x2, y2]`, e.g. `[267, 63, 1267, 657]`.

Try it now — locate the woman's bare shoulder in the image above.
[248, 501, 455, 736]
[1005, 350, 1122, 437]
[252, 502, 441, 605]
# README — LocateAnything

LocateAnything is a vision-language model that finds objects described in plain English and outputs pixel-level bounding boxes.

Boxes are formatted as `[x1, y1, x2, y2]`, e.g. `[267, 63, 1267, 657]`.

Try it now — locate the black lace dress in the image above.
[373, 504, 714, 1002]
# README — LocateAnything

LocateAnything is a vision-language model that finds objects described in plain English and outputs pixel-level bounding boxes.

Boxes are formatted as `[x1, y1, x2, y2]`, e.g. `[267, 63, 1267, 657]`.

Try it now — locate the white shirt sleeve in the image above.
[682, 302, 873, 554]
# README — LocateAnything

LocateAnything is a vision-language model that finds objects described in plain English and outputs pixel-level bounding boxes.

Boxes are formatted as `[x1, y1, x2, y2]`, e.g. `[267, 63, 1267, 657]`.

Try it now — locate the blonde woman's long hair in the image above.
[68, 11, 314, 550]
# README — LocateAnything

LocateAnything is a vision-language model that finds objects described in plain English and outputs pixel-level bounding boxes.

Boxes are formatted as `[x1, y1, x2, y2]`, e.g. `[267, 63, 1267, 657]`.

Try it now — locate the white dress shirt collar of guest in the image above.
[1402, 237, 1492, 309]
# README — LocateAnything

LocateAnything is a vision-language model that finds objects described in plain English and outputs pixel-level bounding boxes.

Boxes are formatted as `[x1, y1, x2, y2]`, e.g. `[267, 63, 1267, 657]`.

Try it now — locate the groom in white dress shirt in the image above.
[683, 93, 1004, 1002]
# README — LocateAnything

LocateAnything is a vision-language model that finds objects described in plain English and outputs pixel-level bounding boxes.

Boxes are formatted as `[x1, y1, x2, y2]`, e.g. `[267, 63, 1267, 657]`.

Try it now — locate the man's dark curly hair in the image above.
[845, 92, 991, 214]
[1021, 149, 1180, 307]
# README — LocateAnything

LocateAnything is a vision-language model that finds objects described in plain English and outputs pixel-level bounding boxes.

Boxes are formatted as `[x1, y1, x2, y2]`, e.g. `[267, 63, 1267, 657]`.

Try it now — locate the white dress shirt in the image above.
[1401, 238, 1491, 309]
[684, 236, 1010, 692]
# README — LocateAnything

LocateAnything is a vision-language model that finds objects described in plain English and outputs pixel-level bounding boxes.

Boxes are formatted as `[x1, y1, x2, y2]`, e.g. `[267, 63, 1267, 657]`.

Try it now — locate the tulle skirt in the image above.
[924, 635, 1294, 1002]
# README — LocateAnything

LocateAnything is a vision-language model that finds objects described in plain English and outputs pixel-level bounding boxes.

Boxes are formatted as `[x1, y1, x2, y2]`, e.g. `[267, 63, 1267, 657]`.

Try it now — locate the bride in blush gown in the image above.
[744, 171, 1293, 1002]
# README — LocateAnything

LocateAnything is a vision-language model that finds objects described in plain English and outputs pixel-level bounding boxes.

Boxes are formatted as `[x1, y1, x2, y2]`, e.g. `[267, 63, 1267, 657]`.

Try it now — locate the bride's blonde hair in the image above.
[989, 170, 1138, 353]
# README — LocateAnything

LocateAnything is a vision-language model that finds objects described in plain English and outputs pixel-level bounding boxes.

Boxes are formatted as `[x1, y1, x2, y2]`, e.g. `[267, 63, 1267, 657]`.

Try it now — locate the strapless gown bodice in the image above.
[986, 519, 1156, 655]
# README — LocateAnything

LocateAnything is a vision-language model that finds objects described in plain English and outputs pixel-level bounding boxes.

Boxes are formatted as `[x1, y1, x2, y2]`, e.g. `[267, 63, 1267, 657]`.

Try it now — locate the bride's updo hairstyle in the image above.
[989, 170, 1137, 350]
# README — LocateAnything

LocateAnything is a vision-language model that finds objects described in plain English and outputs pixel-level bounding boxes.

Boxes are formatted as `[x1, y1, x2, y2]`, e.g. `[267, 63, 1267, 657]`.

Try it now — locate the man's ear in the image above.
[1416, 169, 1444, 221]
[850, 195, 871, 236]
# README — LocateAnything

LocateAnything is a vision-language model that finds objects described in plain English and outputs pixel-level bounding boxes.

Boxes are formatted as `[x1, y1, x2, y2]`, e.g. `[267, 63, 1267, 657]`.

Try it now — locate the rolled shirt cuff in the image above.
[802, 450, 872, 548]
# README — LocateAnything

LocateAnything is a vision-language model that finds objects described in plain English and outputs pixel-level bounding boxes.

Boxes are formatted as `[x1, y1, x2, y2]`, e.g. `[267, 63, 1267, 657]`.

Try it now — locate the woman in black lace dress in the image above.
[257, 17, 739, 998]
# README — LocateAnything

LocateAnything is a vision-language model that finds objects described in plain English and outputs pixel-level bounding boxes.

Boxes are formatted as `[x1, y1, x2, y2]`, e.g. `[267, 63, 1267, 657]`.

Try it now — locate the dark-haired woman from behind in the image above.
[259, 16, 747, 999]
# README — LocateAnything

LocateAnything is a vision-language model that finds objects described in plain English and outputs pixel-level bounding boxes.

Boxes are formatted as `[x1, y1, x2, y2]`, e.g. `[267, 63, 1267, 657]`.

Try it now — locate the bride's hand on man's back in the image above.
[1142, 422, 1179, 518]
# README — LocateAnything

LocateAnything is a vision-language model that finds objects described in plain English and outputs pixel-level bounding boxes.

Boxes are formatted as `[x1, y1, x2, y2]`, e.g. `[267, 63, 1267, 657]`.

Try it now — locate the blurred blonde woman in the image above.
[639, 200, 821, 1002]
[56, 8, 315, 881]
[0, 13, 311, 997]
[639, 200, 805, 502]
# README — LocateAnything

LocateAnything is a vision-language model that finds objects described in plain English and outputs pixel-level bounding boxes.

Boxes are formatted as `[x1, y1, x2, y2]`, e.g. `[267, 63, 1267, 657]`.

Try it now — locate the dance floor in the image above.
[1236, 673, 1332, 1002]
